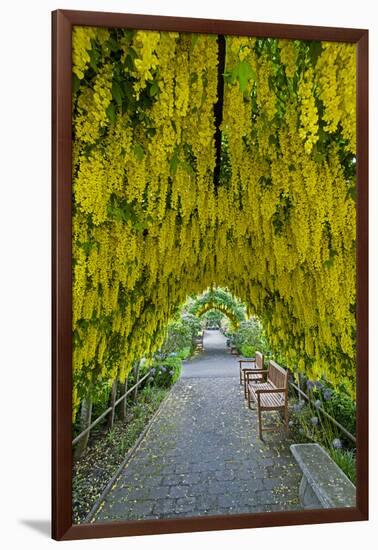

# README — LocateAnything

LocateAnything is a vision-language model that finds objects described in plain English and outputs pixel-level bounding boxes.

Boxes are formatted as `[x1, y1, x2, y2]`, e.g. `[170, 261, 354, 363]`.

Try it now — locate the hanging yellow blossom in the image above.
[71, 28, 357, 417]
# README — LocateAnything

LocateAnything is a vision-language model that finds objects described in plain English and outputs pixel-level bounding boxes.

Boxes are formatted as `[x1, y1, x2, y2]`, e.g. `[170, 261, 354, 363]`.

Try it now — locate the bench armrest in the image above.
[243, 370, 257, 376]
[246, 369, 268, 374]
[255, 387, 286, 394]
[246, 370, 268, 383]
[243, 368, 263, 375]
[239, 358, 256, 364]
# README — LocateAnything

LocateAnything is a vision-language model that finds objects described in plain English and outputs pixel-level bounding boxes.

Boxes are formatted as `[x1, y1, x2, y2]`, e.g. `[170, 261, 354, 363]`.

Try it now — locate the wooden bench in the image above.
[247, 360, 288, 439]
[194, 332, 204, 352]
[290, 443, 356, 509]
[239, 351, 265, 398]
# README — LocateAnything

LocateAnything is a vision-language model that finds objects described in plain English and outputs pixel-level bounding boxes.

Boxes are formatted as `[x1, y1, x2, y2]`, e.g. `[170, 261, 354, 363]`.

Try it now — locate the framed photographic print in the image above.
[52, 9, 368, 541]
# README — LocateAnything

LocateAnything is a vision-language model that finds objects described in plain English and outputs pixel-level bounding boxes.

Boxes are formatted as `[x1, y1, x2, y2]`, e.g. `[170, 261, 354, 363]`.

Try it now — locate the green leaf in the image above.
[347, 185, 357, 201]
[309, 41, 323, 67]
[258, 175, 273, 188]
[107, 37, 120, 53]
[78, 240, 98, 255]
[112, 80, 123, 106]
[89, 46, 100, 71]
[133, 143, 145, 161]
[83, 143, 97, 158]
[72, 73, 81, 95]
[170, 150, 180, 175]
[222, 71, 232, 84]
[106, 103, 117, 123]
[228, 61, 256, 92]
[123, 48, 138, 71]
[122, 79, 135, 102]
[269, 134, 278, 147]
[135, 220, 150, 232]
[238, 61, 256, 92]
[191, 34, 199, 48]
[181, 161, 195, 176]
[149, 81, 159, 97]
[127, 46, 138, 59]
[146, 127, 157, 138]
[124, 54, 134, 71]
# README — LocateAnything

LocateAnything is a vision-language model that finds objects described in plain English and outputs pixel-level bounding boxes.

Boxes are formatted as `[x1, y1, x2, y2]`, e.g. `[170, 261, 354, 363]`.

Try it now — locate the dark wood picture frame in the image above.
[52, 9, 368, 541]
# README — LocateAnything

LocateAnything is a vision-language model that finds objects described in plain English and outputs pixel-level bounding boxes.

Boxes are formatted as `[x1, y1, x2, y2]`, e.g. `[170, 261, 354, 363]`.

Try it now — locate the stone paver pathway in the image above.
[93, 330, 302, 522]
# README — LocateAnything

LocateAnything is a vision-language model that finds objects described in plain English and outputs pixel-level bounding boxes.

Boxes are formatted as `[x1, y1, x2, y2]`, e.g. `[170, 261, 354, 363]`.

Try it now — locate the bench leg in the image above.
[239, 366, 242, 385]
[248, 386, 257, 410]
[243, 372, 248, 398]
[257, 402, 262, 439]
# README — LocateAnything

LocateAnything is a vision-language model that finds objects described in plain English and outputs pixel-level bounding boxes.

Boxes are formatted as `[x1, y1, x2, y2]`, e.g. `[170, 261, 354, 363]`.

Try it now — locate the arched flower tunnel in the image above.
[72, 27, 356, 417]
[189, 288, 246, 329]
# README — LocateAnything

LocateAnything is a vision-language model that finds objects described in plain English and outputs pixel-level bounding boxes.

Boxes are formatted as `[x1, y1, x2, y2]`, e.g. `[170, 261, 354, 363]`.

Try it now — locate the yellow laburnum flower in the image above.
[71, 29, 357, 418]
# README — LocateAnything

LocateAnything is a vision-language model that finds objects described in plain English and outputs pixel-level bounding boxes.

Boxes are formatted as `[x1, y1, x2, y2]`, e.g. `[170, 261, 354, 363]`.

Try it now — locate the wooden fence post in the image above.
[133, 361, 140, 402]
[119, 378, 128, 421]
[107, 379, 118, 429]
[74, 397, 92, 459]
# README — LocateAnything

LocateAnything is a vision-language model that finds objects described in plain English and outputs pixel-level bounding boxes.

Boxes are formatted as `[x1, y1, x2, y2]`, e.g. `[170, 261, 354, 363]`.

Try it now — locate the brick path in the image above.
[93, 330, 302, 522]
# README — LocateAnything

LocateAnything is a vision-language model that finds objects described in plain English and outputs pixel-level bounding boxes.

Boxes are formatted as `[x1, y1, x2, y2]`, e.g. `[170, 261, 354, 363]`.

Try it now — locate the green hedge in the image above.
[150, 355, 182, 388]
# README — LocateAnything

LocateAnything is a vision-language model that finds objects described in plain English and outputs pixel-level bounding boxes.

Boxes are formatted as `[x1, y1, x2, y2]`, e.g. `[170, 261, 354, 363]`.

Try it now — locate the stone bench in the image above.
[290, 443, 356, 509]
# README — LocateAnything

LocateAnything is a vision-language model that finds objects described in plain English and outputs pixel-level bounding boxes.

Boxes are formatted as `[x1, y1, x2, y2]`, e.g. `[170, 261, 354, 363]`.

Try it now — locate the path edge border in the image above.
[84, 382, 178, 523]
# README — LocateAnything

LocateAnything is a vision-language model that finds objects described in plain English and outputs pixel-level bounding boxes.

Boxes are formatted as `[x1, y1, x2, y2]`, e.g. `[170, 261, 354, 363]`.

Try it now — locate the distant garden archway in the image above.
[189, 288, 246, 329]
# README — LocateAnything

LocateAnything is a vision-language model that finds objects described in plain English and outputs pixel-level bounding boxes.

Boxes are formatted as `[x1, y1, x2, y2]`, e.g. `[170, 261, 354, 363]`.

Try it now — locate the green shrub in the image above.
[181, 312, 202, 341]
[240, 343, 255, 358]
[299, 379, 356, 447]
[150, 355, 182, 388]
[177, 346, 191, 360]
[289, 395, 356, 483]
[232, 318, 270, 357]
[325, 390, 356, 437]
[329, 448, 356, 484]
[160, 320, 192, 357]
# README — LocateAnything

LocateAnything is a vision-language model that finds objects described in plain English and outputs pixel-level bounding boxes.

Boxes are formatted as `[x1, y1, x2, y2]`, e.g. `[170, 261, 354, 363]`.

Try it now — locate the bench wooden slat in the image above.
[246, 360, 289, 438]
[239, 351, 264, 388]
[259, 392, 285, 408]
[248, 373, 264, 382]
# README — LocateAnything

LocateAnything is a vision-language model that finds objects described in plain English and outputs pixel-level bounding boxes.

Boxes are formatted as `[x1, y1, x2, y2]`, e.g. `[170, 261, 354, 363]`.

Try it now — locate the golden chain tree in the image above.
[72, 28, 356, 416]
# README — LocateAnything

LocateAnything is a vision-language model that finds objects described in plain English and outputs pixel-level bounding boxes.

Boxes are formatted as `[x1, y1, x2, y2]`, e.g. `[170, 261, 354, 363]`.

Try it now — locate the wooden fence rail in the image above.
[72, 370, 152, 446]
[289, 381, 356, 444]
[72, 369, 355, 447]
